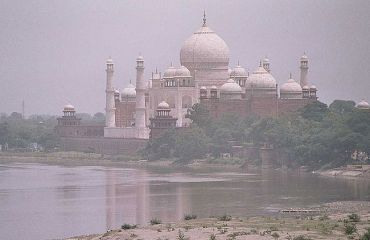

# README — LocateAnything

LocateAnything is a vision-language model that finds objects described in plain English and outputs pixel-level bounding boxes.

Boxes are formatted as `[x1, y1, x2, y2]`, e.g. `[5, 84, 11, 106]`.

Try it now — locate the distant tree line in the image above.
[0, 112, 105, 151]
[143, 100, 370, 169]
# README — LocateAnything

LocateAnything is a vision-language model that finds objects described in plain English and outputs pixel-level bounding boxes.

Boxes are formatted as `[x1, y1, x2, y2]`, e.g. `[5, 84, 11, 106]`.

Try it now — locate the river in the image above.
[0, 162, 369, 240]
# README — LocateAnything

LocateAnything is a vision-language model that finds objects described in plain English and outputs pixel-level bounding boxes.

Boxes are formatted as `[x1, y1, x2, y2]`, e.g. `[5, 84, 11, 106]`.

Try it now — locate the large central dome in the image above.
[179, 15, 230, 86]
[180, 25, 230, 67]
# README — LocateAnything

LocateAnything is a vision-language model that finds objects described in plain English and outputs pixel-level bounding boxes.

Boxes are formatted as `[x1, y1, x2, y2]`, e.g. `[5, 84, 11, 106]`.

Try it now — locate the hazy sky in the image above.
[1, 0, 369, 115]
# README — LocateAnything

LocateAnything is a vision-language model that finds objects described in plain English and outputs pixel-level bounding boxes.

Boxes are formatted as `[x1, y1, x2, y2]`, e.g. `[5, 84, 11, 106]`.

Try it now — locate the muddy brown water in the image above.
[0, 162, 369, 240]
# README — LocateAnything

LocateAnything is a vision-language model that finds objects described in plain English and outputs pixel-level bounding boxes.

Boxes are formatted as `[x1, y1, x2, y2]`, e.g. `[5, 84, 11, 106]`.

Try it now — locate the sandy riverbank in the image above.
[318, 165, 370, 179]
[67, 201, 370, 240]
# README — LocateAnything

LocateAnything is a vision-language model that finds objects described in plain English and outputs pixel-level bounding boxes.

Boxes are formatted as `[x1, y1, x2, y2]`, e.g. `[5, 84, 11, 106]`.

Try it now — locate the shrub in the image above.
[348, 213, 361, 222]
[271, 232, 280, 239]
[150, 218, 162, 225]
[121, 223, 137, 230]
[184, 214, 197, 220]
[292, 235, 312, 240]
[344, 222, 357, 235]
[360, 228, 370, 240]
[177, 230, 188, 240]
[217, 214, 232, 221]
[209, 233, 217, 240]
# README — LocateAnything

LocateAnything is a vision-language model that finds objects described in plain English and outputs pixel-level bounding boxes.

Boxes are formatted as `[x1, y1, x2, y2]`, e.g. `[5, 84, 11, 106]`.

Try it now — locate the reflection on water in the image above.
[0, 163, 369, 240]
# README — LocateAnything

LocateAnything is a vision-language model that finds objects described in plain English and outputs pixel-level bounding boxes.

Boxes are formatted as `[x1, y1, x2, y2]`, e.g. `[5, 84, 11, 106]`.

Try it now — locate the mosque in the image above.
[56, 13, 370, 144]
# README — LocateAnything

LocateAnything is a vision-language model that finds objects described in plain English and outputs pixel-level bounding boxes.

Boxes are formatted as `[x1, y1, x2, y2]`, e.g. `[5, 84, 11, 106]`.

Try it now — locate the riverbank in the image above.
[67, 201, 370, 240]
[318, 165, 370, 179]
[0, 151, 248, 171]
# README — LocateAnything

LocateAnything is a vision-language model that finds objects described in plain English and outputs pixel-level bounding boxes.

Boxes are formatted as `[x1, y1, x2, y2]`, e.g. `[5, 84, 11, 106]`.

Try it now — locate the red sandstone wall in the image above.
[55, 125, 104, 138]
[60, 137, 147, 156]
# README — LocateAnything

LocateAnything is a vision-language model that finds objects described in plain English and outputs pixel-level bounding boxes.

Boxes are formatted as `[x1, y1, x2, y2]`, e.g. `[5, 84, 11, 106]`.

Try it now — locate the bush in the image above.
[217, 214, 232, 221]
[177, 230, 188, 240]
[360, 228, 370, 240]
[271, 232, 280, 239]
[150, 218, 162, 225]
[184, 214, 197, 220]
[121, 223, 137, 230]
[209, 233, 217, 240]
[293, 235, 312, 240]
[344, 222, 357, 235]
[348, 213, 361, 222]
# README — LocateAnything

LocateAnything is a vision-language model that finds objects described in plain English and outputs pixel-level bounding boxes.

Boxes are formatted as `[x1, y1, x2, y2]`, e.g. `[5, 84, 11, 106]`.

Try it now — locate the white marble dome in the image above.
[163, 65, 176, 78]
[220, 79, 243, 93]
[121, 83, 136, 98]
[175, 66, 191, 77]
[302, 85, 310, 90]
[357, 99, 370, 109]
[231, 65, 247, 77]
[158, 101, 170, 109]
[246, 66, 277, 89]
[64, 104, 75, 111]
[280, 78, 302, 93]
[180, 23, 229, 69]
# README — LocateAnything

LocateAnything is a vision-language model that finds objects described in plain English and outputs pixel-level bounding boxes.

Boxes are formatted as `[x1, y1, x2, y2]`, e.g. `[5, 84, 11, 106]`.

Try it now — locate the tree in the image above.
[174, 127, 209, 162]
[300, 101, 329, 121]
[93, 112, 105, 124]
[186, 103, 211, 128]
[329, 100, 355, 115]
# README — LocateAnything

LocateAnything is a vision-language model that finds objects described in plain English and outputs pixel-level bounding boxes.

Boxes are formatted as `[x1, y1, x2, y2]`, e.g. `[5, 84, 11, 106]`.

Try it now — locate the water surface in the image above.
[0, 162, 369, 240]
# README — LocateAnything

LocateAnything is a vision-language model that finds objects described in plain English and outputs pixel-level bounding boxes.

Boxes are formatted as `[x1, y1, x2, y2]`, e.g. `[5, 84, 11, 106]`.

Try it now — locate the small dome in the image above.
[220, 79, 243, 93]
[122, 83, 136, 98]
[106, 57, 113, 64]
[231, 65, 247, 77]
[175, 66, 191, 77]
[64, 104, 75, 111]
[357, 99, 370, 109]
[200, 86, 207, 90]
[158, 101, 170, 109]
[246, 66, 277, 89]
[114, 89, 120, 94]
[301, 53, 308, 61]
[310, 85, 317, 90]
[263, 57, 270, 64]
[211, 85, 217, 90]
[302, 85, 310, 90]
[136, 55, 144, 61]
[163, 65, 176, 78]
[280, 78, 302, 93]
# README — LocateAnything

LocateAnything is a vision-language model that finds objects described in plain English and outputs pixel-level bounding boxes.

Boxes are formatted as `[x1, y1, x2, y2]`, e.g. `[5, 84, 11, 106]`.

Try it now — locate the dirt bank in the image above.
[67, 201, 370, 240]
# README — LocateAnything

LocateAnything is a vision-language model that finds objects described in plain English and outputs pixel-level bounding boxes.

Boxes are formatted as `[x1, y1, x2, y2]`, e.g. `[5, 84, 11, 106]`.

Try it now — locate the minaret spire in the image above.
[203, 10, 207, 26]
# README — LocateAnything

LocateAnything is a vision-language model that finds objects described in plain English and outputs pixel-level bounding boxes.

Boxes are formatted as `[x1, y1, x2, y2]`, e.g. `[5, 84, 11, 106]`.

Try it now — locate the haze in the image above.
[1, 0, 369, 115]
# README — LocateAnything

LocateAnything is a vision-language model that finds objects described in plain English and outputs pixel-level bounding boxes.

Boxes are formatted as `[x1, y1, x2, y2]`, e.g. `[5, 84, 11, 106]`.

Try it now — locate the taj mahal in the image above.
[55, 12, 370, 154]
[102, 13, 318, 140]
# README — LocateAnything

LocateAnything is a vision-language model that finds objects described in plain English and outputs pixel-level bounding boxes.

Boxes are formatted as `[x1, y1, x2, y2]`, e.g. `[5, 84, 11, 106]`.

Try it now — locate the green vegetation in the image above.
[150, 218, 162, 225]
[217, 214, 232, 221]
[144, 100, 370, 169]
[121, 223, 137, 230]
[184, 214, 197, 220]
[361, 228, 370, 240]
[0, 112, 105, 152]
[0, 112, 60, 151]
[348, 213, 361, 222]
[344, 222, 357, 235]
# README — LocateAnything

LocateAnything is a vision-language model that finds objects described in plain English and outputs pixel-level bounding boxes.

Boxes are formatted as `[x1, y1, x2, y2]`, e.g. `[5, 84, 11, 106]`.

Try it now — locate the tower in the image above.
[105, 57, 115, 127]
[135, 55, 146, 128]
[299, 53, 309, 87]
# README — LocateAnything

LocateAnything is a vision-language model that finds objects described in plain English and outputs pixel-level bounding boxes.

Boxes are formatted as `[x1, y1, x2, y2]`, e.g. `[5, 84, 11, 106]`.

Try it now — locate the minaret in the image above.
[135, 55, 146, 128]
[299, 53, 309, 87]
[105, 57, 115, 127]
